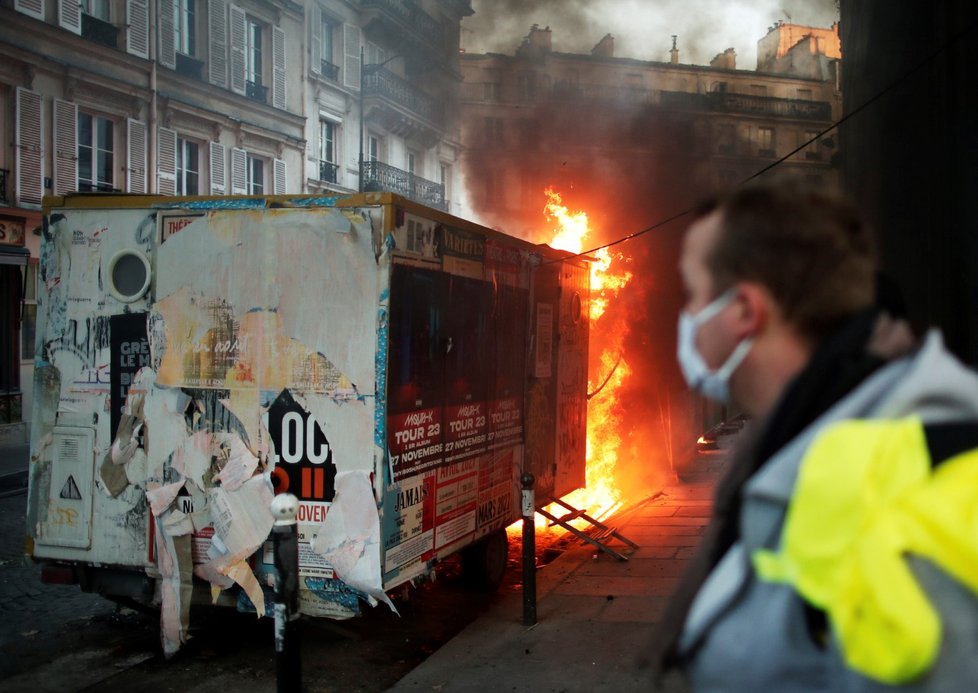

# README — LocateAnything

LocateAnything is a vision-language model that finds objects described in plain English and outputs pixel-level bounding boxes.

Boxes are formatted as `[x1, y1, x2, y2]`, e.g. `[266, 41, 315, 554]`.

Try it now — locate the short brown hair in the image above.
[696, 179, 878, 341]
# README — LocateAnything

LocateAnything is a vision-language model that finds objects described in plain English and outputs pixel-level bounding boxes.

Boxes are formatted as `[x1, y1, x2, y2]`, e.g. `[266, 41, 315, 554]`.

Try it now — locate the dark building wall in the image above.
[839, 0, 978, 365]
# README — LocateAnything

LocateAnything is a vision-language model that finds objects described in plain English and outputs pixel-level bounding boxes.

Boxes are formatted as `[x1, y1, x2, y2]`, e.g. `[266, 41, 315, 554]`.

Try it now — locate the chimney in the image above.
[591, 33, 614, 58]
[670, 35, 679, 64]
[518, 24, 552, 59]
[710, 47, 737, 70]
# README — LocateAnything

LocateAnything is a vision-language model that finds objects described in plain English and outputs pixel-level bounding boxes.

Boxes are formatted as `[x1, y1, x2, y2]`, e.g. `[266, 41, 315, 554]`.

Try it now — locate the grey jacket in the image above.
[678, 332, 978, 692]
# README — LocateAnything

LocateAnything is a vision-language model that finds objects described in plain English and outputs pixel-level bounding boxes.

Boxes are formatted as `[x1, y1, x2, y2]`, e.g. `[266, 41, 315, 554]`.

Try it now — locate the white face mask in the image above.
[677, 288, 754, 403]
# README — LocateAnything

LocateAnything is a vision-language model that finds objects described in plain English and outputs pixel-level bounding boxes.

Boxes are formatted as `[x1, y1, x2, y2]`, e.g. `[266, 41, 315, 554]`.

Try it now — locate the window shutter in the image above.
[209, 141, 226, 194]
[272, 25, 286, 109]
[230, 147, 247, 194]
[58, 0, 81, 34]
[157, 127, 177, 195]
[14, 0, 45, 21]
[15, 87, 43, 206]
[208, 0, 228, 88]
[127, 118, 147, 194]
[310, 5, 322, 76]
[228, 5, 246, 95]
[158, 0, 176, 69]
[126, 0, 150, 59]
[53, 99, 77, 195]
[273, 158, 286, 195]
[343, 24, 360, 90]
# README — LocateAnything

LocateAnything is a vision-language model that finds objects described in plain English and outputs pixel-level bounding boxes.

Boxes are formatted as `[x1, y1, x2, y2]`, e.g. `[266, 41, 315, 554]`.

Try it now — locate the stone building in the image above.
[0, 0, 472, 442]
[458, 22, 842, 236]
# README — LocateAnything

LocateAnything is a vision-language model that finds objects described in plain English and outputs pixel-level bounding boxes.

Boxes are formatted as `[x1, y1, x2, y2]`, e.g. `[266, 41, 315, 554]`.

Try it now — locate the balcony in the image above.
[552, 81, 653, 105]
[360, 0, 448, 61]
[246, 80, 268, 103]
[319, 160, 338, 183]
[175, 53, 204, 80]
[660, 91, 832, 121]
[320, 60, 340, 81]
[81, 13, 119, 49]
[361, 160, 445, 211]
[708, 92, 832, 121]
[0, 169, 7, 203]
[77, 181, 122, 193]
[364, 67, 441, 125]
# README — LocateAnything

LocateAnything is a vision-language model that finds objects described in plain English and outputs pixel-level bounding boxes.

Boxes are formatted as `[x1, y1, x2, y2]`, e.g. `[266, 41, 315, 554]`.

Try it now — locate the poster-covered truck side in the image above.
[26, 191, 589, 654]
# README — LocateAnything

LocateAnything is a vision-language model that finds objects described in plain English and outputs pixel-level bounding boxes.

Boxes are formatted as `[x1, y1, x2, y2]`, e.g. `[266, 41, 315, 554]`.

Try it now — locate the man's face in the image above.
[679, 210, 738, 370]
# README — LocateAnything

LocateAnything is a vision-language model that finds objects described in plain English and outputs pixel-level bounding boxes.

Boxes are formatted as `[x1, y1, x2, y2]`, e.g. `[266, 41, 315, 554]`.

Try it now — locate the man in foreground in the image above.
[650, 180, 978, 690]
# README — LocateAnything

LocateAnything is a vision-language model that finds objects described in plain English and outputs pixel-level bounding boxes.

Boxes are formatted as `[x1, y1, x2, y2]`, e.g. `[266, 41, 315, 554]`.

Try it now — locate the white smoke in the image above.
[462, 0, 839, 68]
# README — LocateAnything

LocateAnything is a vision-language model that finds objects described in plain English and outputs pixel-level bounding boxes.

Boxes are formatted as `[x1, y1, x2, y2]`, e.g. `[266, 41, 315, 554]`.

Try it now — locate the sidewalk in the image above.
[388, 455, 725, 693]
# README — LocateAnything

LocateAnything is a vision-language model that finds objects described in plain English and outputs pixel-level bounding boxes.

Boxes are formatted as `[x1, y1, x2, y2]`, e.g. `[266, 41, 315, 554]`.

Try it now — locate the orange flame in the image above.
[540, 188, 633, 529]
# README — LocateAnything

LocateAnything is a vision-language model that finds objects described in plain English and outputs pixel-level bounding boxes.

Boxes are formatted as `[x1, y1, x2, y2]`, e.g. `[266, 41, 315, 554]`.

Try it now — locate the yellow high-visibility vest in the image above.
[753, 417, 978, 684]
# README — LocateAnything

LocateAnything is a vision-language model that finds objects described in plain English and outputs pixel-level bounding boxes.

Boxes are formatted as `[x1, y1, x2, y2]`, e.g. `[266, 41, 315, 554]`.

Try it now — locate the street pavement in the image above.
[388, 454, 726, 693]
[0, 439, 724, 692]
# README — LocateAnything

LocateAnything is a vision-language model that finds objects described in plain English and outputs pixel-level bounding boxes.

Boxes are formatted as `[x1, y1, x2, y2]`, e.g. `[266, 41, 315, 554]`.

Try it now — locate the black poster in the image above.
[110, 312, 149, 440]
[267, 389, 337, 501]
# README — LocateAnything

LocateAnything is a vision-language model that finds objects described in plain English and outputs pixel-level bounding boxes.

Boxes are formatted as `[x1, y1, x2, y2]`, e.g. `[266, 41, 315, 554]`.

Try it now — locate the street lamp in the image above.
[358, 48, 403, 193]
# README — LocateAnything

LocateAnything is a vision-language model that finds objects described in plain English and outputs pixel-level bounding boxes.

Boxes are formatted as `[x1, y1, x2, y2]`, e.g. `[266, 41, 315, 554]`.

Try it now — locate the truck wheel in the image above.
[461, 528, 509, 592]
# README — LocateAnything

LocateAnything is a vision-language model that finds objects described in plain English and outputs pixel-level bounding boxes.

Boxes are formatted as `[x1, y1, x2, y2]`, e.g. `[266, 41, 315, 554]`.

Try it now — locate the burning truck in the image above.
[25, 191, 589, 654]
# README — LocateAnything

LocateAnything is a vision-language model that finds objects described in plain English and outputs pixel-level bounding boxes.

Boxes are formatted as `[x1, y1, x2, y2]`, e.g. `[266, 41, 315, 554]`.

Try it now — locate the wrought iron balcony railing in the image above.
[319, 160, 338, 183]
[246, 80, 268, 103]
[363, 66, 442, 125]
[77, 181, 122, 193]
[360, 0, 443, 51]
[321, 60, 340, 81]
[361, 160, 445, 211]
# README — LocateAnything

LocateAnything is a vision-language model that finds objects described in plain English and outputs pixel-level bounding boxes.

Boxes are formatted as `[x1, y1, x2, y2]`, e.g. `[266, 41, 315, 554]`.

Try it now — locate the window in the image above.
[319, 120, 337, 182]
[367, 136, 380, 162]
[246, 17, 263, 87]
[483, 82, 500, 101]
[174, 0, 196, 55]
[247, 154, 264, 194]
[81, 0, 110, 20]
[78, 112, 115, 191]
[803, 130, 821, 160]
[517, 73, 534, 101]
[176, 138, 199, 195]
[21, 259, 37, 362]
[484, 117, 503, 147]
[758, 127, 775, 158]
[440, 163, 451, 207]
[320, 17, 337, 76]
[407, 151, 419, 176]
[717, 123, 735, 156]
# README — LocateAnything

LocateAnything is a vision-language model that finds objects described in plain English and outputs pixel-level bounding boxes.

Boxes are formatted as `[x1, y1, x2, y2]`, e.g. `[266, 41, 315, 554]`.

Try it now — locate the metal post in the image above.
[271, 493, 301, 692]
[521, 472, 537, 626]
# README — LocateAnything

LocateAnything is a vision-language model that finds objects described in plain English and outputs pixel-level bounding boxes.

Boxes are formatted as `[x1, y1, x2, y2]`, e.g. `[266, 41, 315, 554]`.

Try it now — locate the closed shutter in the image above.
[209, 141, 226, 194]
[14, 0, 44, 21]
[273, 158, 286, 195]
[343, 24, 360, 90]
[15, 88, 43, 206]
[157, 127, 177, 195]
[228, 4, 246, 95]
[127, 118, 147, 193]
[272, 25, 286, 109]
[53, 99, 77, 195]
[208, 0, 228, 88]
[126, 0, 150, 59]
[58, 0, 81, 34]
[158, 0, 176, 69]
[230, 147, 247, 194]
[309, 4, 321, 76]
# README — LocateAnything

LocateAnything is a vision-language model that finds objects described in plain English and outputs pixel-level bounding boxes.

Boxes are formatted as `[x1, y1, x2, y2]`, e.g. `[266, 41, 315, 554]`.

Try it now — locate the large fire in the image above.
[540, 188, 633, 529]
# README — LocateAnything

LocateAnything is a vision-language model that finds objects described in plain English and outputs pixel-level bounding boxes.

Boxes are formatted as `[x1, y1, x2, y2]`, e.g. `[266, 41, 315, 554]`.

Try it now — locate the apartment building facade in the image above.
[0, 0, 472, 441]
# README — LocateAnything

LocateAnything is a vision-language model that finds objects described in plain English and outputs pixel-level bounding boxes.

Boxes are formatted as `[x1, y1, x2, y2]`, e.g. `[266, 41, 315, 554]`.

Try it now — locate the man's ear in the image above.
[730, 282, 770, 339]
